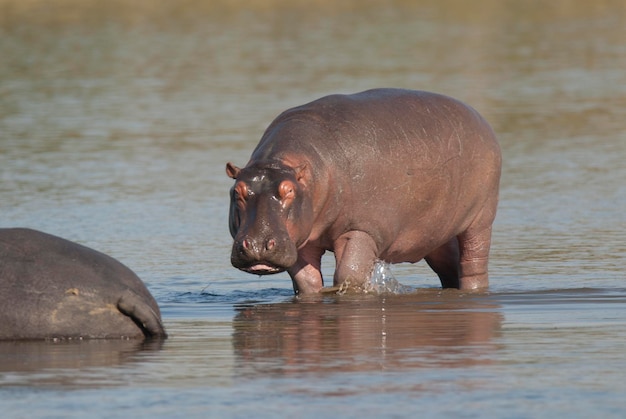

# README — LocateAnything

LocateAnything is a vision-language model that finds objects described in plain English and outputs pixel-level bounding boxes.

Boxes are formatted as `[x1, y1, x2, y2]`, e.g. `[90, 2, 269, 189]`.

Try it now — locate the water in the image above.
[1, 0, 625, 417]
[361, 260, 412, 294]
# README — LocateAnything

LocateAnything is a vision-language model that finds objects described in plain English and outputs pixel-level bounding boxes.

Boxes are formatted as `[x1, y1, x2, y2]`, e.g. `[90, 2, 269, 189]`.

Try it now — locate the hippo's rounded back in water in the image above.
[0, 228, 167, 340]
[226, 88, 501, 295]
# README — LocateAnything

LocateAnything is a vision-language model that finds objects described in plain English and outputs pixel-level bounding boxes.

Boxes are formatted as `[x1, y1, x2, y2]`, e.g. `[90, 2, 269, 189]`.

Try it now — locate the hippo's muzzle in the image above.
[231, 234, 298, 275]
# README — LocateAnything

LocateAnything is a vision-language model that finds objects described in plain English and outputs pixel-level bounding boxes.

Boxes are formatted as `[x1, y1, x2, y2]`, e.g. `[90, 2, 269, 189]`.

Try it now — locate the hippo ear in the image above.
[294, 163, 310, 187]
[226, 162, 241, 179]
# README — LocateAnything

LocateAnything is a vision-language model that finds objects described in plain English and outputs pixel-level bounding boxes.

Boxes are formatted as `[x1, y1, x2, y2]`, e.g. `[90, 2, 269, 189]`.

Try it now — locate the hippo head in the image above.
[226, 161, 313, 275]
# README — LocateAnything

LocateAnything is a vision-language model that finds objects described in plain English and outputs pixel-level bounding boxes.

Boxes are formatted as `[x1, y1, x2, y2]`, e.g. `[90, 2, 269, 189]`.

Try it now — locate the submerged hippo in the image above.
[226, 88, 501, 295]
[0, 228, 167, 340]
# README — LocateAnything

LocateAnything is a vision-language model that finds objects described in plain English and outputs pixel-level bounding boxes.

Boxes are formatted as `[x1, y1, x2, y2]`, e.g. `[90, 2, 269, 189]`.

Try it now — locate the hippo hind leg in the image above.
[117, 290, 168, 338]
[456, 225, 492, 290]
[425, 237, 461, 288]
[425, 226, 491, 291]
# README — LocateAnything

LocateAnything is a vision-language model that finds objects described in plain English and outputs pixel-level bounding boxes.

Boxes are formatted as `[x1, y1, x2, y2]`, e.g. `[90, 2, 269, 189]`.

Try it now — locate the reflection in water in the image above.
[233, 291, 502, 376]
[0, 339, 163, 387]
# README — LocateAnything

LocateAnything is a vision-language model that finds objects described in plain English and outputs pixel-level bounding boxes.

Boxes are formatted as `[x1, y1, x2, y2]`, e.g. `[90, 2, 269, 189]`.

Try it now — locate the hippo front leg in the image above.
[332, 231, 378, 290]
[288, 245, 325, 295]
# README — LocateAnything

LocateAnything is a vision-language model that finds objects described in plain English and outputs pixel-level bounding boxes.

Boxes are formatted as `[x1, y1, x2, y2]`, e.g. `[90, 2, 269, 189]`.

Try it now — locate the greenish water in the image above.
[1, 1, 625, 417]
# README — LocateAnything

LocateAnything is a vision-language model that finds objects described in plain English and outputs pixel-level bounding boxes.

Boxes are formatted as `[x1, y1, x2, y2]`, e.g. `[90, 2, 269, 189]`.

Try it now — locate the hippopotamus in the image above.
[0, 228, 167, 340]
[226, 88, 501, 295]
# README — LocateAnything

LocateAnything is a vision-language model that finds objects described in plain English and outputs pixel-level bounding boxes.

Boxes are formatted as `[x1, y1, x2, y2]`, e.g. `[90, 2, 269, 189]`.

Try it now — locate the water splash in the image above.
[364, 260, 412, 295]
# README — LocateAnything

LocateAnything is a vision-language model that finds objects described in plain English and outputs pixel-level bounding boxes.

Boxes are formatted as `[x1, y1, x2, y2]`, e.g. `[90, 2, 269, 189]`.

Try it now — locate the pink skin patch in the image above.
[244, 264, 282, 274]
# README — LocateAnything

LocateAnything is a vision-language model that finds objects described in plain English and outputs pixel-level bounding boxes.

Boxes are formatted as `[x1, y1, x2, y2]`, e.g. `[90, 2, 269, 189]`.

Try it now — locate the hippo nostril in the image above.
[239, 237, 275, 255]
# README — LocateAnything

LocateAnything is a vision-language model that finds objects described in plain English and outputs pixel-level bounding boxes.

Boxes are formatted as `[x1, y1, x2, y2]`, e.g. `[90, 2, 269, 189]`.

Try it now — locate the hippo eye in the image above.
[278, 180, 296, 209]
[234, 182, 251, 206]
[237, 193, 248, 208]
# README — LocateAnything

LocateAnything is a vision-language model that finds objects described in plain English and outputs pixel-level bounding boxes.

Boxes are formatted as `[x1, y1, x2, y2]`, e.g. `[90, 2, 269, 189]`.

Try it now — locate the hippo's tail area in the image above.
[117, 290, 168, 339]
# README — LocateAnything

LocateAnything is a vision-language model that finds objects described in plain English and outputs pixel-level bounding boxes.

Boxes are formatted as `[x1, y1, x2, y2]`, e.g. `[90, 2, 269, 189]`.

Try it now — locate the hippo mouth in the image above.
[241, 263, 285, 275]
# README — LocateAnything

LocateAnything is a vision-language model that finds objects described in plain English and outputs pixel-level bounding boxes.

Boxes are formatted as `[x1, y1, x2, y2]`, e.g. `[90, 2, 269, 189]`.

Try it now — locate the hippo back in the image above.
[0, 228, 166, 340]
